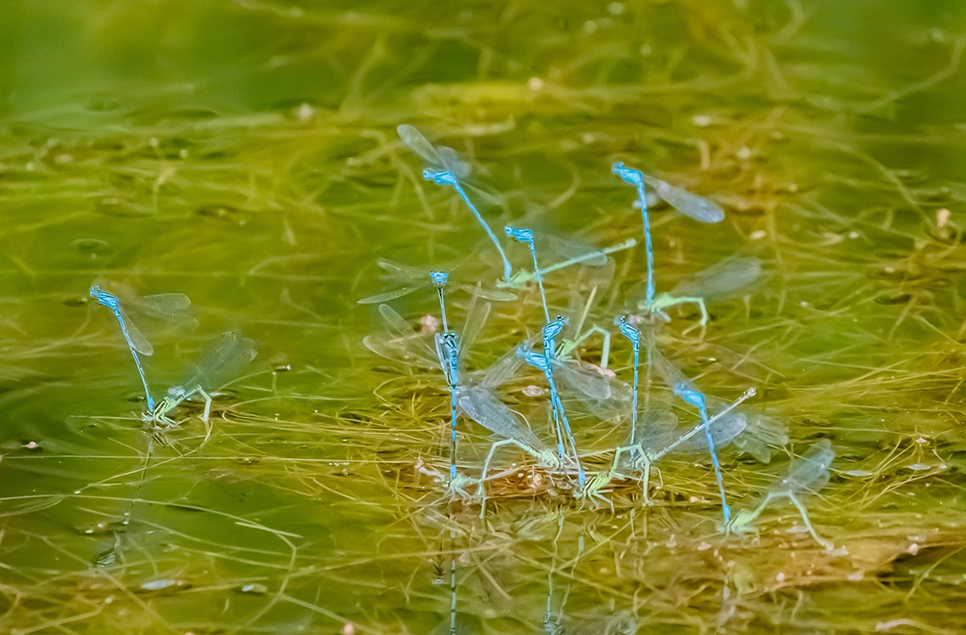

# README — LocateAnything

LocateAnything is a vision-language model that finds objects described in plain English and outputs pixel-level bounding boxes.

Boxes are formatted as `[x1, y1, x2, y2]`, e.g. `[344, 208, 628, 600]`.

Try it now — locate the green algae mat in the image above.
[2, 1, 966, 633]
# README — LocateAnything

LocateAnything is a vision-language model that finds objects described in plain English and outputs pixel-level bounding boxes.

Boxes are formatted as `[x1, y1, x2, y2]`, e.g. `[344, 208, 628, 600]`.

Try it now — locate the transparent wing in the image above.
[118, 307, 154, 356]
[460, 180, 506, 210]
[643, 175, 724, 223]
[363, 334, 438, 369]
[649, 387, 758, 460]
[358, 285, 422, 305]
[458, 385, 546, 451]
[544, 237, 636, 279]
[460, 293, 490, 362]
[135, 292, 199, 330]
[535, 233, 608, 272]
[114, 284, 198, 329]
[672, 257, 763, 299]
[454, 283, 516, 302]
[363, 304, 439, 369]
[136, 293, 192, 313]
[675, 411, 747, 453]
[623, 279, 650, 309]
[436, 145, 471, 180]
[587, 256, 617, 290]
[552, 359, 632, 404]
[373, 259, 513, 301]
[479, 332, 542, 389]
[566, 258, 616, 323]
[778, 439, 834, 496]
[746, 413, 790, 447]
[180, 331, 257, 391]
[376, 259, 426, 282]
[731, 430, 773, 464]
[480, 351, 523, 390]
[397, 124, 444, 167]
[729, 410, 788, 464]
[378, 303, 423, 339]
[635, 404, 679, 454]
[649, 346, 693, 394]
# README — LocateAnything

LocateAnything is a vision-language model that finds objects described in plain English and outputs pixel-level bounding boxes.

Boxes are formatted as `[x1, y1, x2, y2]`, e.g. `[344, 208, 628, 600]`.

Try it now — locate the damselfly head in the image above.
[615, 315, 640, 344]
[504, 226, 534, 244]
[89, 285, 119, 309]
[675, 383, 705, 409]
[443, 331, 459, 348]
[429, 270, 449, 289]
[612, 162, 644, 187]
[423, 168, 456, 186]
[542, 316, 567, 340]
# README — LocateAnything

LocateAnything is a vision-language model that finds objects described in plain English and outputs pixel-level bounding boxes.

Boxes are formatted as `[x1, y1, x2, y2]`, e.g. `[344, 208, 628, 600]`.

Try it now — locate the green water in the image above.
[3, 0, 966, 632]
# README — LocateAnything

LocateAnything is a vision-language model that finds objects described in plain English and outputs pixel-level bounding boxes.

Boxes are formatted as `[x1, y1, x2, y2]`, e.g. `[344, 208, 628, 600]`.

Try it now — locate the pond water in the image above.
[3, 1, 966, 633]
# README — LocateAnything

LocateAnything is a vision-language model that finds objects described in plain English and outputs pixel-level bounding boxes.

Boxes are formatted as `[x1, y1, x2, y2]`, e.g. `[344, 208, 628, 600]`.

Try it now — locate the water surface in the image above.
[2, 1, 966, 633]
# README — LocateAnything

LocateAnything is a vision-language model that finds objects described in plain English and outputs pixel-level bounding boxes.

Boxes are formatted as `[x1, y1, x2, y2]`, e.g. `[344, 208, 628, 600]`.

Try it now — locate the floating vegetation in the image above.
[3, 1, 966, 634]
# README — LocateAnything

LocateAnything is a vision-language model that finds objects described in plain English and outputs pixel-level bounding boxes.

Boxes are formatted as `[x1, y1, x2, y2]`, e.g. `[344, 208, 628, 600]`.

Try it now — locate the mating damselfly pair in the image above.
[89, 284, 257, 426]
[361, 124, 835, 551]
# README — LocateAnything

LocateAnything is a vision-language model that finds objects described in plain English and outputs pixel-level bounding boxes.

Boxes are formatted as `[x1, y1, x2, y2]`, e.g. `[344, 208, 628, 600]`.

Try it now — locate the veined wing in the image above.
[363, 335, 439, 369]
[637, 402, 745, 456]
[399, 125, 508, 214]
[726, 408, 788, 464]
[642, 175, 724, 223]
[552, 358, 632, 404]
[459, 289, 490, 362]
[477, 332, 541, 390]
[363, 304, 439, 369]
[566, 258, 617, 329]
[111, 281, 198, 329]
[650, 388, 758, 461]
[103, 282, 198, 339]
[672, 257, 763, 299]
[458, 385, 546, 451]
[744, 413, 789, 448]
[136, 293, 192, 314]
[649, 346, 694, 395]
[372, 259, 515, 302]
[377, 303, 425, 340]
[675, 411, 747, 453]
[359, 259, 433, 304]
[397, 124, 471, 179]
[454, 283, 516, 302]
[635, 404, 679, 454]
[436, 145, 471, 180]
[776, 439, 834, 495]
[118, 306, 154, 356]
[398, 124, 445, 168]
[377, 258, 458, 282]
[358, 285, 423, 305]
[533, 233, 608, 272]
[542, 237, 635, 280]
[179, 331, 257, 392]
